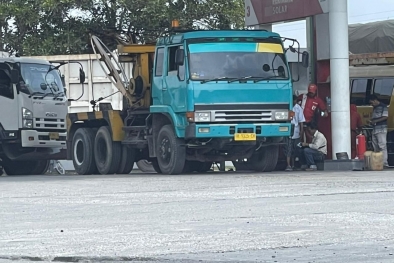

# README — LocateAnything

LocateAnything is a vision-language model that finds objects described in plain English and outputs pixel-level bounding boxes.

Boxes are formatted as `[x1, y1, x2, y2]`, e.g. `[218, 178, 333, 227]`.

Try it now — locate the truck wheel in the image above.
[94, 126, 121, 174]
[117, 145, 135, 174]
[156, 124, 185, 175]
[72, 128, 97, 175]
[185, 161, 212, 173]
[151, 159, 162, 174]
[250, 146, 279, 172]
[182, 161, 194, 173]
[31, 160, 50, 175]
[3, 160, 45, 175]
[197, 162, 213, 173]
[232, 159, 253, 171]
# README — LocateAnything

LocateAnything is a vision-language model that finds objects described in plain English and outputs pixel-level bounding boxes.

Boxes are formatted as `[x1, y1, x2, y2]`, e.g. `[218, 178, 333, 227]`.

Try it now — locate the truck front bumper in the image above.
[185, 123, 291, 139]
[21, 130, 67, 148]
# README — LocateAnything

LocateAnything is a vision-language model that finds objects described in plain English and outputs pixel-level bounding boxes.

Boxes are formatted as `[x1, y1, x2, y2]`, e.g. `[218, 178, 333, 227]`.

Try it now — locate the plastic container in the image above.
[336, 152, 349, 160]
[370, 151, 384, 171]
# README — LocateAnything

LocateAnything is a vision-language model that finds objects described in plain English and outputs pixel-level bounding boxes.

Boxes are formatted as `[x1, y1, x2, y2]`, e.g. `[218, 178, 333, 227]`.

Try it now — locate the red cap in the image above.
[308, 84, 317, 93]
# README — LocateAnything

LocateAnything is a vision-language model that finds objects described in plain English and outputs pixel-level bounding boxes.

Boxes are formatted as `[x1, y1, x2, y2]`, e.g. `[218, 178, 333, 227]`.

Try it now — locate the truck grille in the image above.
[214, 110, 273, 122]
[194, 103, 290, 123]
[34, 118, 66, 130]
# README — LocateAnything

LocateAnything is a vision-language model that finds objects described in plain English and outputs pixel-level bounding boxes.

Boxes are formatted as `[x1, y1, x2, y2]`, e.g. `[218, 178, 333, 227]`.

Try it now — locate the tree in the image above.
[1, 0, 245, 56]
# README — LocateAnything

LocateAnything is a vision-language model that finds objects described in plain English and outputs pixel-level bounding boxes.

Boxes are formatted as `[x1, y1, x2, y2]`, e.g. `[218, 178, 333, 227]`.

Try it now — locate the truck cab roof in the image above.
[0, 57, 51, 65]
[157, 30, 282, 46]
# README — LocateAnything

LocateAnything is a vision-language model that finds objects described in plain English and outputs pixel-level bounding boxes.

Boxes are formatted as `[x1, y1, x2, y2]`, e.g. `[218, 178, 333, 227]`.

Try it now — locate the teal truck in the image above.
[66, 25, 308, 175]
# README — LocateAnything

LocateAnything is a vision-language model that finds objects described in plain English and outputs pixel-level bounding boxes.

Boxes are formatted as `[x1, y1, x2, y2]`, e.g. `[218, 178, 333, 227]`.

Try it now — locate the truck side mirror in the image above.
[79, 68, 86, 84]
[61, 75, 66, 87]
[301, 51, 309, 68]
[175, 49, 184, 66]
[10, 69, 19, 84]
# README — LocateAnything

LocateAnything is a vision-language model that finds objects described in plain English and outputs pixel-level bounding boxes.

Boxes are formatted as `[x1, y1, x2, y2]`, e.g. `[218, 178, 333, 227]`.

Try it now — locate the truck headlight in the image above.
[22, 108, 33, 128]
[22, 107, 33, 120]
[275, 111, 289, 120]
[23, 119, 33, 128]
[194, 112, 211, 122]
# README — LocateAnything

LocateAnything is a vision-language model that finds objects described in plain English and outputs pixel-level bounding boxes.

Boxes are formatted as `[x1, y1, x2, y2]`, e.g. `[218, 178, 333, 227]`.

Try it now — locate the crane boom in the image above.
[90, 35, 134, 105]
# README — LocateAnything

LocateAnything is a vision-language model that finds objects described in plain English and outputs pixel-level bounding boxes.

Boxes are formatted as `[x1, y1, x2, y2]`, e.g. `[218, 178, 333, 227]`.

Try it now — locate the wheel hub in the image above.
[160, 138, 171, 163]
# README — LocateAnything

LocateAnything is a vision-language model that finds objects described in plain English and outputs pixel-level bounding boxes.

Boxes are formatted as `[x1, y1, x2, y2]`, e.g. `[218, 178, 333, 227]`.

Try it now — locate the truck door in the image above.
[162, 45, 187, 112]
[0, 69, 19, 131]
[152, 47, 165, 105]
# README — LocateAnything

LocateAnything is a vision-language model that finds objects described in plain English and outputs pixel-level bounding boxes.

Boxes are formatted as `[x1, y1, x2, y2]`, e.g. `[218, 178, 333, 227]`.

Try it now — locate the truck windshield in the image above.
[19, 63, 64, 95]
[188, 42, 289, 81]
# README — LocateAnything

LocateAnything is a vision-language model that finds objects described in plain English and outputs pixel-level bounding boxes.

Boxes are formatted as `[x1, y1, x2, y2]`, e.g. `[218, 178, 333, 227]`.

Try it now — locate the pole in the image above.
[329, 0, 351, 159]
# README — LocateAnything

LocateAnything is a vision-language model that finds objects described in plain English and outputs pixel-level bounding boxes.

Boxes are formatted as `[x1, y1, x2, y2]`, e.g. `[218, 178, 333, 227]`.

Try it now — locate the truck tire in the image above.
[232, 159, 253, 171]
[31, 160, 50, 175]
[151, 159, 162, 174]
[156, 124, 185, 175]
[117, 145, 135, 174]
[72, 128, 97, 175]
[197, 162, 213, 173]
[182, 161, 194, 173]
[94, 126, 121, 175]
[3, 159, 48, 175]
[184, 161, 212, 173]
[250, 146, 279, 172]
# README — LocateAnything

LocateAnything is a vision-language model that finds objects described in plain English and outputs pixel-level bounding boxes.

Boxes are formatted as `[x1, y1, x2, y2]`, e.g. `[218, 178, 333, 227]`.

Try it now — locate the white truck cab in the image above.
[0, 57, 68, 175]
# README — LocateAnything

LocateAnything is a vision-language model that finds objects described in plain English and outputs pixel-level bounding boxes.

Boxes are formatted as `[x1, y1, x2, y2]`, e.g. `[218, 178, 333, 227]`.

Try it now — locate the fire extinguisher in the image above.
[356, 133, 366, 159]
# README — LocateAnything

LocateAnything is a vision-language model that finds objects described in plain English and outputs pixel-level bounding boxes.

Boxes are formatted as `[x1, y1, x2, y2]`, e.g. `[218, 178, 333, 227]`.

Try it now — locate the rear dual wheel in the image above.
[72, 128, 97, 175]
[72, 126, 136, 175]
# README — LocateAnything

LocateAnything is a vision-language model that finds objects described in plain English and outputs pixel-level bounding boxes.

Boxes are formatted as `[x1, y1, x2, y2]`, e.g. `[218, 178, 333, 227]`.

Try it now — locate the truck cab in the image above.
[149, 30, 296, 174]
[0, 57, 68, 175]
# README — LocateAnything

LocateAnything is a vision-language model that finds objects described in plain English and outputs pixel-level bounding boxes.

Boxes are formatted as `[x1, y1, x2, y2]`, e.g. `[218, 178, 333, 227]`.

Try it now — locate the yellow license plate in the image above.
[234, 133, 256, 141]
[49, 132, 59, 140]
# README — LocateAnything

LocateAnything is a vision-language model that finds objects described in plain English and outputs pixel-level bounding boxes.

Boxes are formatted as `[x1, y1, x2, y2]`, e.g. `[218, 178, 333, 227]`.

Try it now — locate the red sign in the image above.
[245, 0, 329, 26]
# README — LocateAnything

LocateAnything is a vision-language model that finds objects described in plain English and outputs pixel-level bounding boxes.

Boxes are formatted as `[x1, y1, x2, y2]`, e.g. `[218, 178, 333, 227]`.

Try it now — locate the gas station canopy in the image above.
[245, 0, 329, 26]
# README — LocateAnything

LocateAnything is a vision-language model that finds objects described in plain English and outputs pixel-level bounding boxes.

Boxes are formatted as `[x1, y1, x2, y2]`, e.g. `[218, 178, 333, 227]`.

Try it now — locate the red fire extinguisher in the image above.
[356, 133, 366, 159]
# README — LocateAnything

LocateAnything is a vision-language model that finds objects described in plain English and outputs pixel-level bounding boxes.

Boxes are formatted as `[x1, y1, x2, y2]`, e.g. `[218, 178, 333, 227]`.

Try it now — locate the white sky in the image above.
[272, 0, 394, 47]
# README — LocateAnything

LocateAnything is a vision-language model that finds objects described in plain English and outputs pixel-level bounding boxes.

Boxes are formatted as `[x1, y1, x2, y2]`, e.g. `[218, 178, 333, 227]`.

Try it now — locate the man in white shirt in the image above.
[300, 122, 327, 171]
[284, 95, 306, 171]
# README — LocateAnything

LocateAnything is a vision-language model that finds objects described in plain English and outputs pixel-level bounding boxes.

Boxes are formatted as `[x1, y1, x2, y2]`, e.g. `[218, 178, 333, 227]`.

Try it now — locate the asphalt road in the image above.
[1, 170, 394, 262]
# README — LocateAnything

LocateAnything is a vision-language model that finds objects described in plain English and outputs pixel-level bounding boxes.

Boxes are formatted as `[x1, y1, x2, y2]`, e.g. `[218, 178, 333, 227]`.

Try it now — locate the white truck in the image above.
[0, 57, 79, 175]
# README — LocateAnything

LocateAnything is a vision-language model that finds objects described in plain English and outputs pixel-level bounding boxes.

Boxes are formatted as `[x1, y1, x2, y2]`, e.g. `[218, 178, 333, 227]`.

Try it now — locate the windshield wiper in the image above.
[228, 76, 286, 83]
[29, 92, 46, 98]
[253, 75, 287, 83]
[53, 92, 65, 100]
[228, 76, 257, 83]
[200, 77, 235, 84]
[29, 92, 53, 99]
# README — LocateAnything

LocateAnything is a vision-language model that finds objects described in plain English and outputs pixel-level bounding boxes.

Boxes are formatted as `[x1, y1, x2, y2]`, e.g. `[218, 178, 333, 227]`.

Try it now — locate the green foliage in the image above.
[0, 0, 245, 56]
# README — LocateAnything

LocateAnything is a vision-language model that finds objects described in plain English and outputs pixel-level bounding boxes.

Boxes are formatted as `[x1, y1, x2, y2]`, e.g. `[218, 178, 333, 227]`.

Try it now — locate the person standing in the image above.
[350, 104, 363, 159]
[300, 122, 327, 171]
[368, 95, 389, 167]
[284, 95, 306, 171]
[298, 84, 328, 142]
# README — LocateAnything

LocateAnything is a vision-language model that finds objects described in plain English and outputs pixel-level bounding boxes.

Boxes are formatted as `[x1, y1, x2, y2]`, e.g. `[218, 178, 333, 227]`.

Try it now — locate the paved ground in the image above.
[0, 170, 394, 262]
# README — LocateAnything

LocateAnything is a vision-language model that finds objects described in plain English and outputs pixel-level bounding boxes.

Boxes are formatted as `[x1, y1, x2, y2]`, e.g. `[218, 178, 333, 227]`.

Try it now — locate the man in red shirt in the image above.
[297, 84, 328, 142]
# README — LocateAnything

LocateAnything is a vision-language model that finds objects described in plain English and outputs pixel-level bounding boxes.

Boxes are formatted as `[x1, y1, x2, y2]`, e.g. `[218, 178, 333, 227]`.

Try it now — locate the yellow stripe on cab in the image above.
[256, 43, 284, 54]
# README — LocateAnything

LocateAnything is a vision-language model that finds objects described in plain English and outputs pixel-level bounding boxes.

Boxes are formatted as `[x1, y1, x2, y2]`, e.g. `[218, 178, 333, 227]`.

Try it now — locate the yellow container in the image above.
[370, 151, 384, 171]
